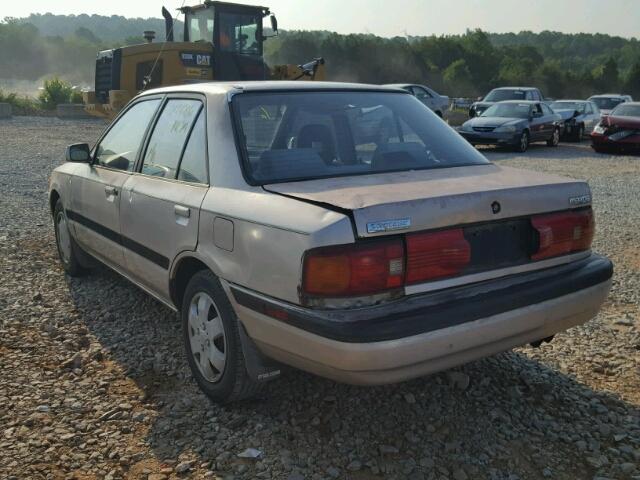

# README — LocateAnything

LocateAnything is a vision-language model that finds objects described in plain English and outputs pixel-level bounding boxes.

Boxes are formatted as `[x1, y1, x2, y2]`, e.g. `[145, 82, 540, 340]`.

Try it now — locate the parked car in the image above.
[591, 102, 640, 153]
[588, 94, 633, 116]
[49, 82, 612, 403]
[385, 83, 449, 117]
[459, 100, 562, 152]
[549, 100, 601, 141]
[469, 87, 544, 118]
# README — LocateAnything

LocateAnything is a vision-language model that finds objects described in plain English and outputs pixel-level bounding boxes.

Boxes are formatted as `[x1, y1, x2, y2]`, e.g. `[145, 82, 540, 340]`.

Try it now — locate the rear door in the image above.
[70, 98, 161, 268]
[120, 96, 209, 299]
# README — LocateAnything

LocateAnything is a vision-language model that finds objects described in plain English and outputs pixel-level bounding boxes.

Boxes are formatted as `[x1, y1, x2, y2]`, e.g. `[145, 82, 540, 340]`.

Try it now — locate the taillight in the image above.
[406, 229, 471, 284]
[303, 239, 404, 297]
[532, 209, 594, 261]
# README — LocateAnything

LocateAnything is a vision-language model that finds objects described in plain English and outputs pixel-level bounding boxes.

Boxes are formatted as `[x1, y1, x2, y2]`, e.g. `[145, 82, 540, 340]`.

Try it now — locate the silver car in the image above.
[385, 83, 450, 118]
[549, 100, 601, 141]
[49, 82, 613, 403]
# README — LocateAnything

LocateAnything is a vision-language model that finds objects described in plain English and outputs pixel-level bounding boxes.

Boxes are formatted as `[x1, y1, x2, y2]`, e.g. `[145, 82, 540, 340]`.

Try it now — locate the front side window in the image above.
[187, 8, 215, 43]
[142, 99, 202, 179]
[412, 86, 431, 100]
[218, 11, 261, 55]
[95, 99, 161, 171]
[232, 91, 489, 184]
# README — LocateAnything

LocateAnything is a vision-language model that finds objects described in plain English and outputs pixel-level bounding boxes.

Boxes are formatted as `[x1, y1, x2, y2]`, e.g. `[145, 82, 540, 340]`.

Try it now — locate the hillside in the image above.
[1, 14, 639, 99]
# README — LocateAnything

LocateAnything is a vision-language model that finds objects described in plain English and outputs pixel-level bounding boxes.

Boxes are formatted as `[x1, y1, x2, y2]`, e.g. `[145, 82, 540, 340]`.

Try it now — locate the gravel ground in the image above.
[1, 116, 639, 480]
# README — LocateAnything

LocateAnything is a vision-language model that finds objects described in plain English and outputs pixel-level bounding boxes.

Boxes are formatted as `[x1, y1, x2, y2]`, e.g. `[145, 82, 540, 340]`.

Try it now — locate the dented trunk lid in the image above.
[264, 164, 591, 238]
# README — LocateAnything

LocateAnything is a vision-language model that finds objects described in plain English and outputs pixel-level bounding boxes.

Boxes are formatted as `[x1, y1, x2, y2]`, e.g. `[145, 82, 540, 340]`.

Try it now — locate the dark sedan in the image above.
[469, 87, 544, 118]
[459, 101, 561, 152]
[591, 102, 640, 154]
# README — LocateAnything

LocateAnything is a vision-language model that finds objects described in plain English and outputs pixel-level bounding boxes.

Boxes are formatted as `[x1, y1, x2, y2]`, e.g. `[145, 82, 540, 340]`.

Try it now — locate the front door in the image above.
[120, 97, 209, 299]
[70, 98, 162, 268]
[529, 103, 548, 141]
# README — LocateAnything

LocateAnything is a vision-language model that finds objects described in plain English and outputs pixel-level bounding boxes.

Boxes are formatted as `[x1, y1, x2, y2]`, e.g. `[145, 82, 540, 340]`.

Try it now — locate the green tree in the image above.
[443, 59, 475, 97]
[593, 57, 619, 91]
[624, 62, 640, 98]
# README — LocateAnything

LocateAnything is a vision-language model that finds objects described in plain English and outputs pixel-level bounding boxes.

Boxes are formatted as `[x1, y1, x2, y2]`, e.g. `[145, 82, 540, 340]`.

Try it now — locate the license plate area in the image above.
[464, 219, 536, 273]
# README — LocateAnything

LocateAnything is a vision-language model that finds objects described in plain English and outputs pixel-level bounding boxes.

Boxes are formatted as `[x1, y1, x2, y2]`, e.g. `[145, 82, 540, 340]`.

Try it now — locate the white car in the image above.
[588, 94, 633, 116]
[49, 82, 613, 403]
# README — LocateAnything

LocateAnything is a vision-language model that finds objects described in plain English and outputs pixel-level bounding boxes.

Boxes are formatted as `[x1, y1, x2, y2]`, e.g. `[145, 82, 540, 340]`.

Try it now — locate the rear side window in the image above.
[232, 91, 489, 184]
[177, 110, 208, 184]
[142, 99, 202, 179]
[95, 99, 161, 171]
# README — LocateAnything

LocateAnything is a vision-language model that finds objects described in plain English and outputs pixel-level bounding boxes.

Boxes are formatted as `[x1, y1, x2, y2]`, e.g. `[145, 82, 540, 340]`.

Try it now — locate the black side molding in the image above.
[66, 209, 170, 270]
[232, 254, 613, 343]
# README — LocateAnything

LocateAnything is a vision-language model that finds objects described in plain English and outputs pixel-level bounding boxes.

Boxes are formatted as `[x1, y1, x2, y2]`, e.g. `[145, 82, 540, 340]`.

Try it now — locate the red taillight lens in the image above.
[405, 229, 471, 284]
[532, 209, 594, 261]
[303, 240, 404, 297]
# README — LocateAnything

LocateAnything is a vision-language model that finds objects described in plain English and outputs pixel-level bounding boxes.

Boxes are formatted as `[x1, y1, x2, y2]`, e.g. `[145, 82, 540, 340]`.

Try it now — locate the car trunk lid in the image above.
[264, 164, 591, 239]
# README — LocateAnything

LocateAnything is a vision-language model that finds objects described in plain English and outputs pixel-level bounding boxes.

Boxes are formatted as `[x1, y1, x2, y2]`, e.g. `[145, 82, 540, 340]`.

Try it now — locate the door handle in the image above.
[104, 186, 118, 197]
[174, 205, 190, 218]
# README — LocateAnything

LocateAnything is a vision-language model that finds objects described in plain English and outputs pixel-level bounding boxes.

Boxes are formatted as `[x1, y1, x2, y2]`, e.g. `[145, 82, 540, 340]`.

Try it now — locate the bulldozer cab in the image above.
[83, 0, 324, 118]
[182, 1, 272, 80]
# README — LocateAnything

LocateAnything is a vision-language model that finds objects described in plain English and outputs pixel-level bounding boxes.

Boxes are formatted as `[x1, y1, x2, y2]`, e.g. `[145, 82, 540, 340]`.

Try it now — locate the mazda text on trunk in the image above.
[49, 82, 613, 403]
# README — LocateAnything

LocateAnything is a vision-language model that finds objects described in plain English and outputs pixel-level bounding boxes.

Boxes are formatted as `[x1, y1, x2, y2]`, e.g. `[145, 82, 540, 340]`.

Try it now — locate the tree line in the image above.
[1, 14, 639, 100]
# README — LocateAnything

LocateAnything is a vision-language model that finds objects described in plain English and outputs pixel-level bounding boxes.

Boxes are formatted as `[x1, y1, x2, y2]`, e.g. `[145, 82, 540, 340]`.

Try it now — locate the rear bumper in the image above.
[228, 254, 612, 385]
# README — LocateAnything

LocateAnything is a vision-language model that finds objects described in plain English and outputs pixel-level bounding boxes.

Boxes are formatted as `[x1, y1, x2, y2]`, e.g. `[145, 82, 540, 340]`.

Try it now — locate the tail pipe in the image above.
[162, 6, 174, 42]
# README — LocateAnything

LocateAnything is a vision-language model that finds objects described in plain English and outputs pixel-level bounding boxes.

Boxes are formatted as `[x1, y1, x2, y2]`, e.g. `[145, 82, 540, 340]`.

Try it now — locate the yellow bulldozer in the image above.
[83, 0, 326, 118]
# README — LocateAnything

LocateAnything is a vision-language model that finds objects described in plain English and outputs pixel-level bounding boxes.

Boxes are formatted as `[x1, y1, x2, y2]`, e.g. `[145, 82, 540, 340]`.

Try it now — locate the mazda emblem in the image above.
[491, 201, 501, 215]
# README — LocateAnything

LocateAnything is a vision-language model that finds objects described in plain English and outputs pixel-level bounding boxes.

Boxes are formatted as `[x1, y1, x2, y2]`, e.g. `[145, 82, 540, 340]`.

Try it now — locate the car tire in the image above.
[515, 131, 529, 153]
[182, 270, 262, 404]
[547, 127, 560, 147]
[53, 199, 88, 277]
[574, 124, 585, 142]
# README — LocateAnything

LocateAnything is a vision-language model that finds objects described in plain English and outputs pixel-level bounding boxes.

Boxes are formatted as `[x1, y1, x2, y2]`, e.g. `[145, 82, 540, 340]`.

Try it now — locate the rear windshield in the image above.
[611, 104, 640, 117]
[484, 89, 526, 102]
[231, 91, 489, 184]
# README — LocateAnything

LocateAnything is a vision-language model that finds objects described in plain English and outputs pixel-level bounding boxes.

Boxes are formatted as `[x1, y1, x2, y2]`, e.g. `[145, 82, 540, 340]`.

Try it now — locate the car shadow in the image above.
[61, 259, 640, 480]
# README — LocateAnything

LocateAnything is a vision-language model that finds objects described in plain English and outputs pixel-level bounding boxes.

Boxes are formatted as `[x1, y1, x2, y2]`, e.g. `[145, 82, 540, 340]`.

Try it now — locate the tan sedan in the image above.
[49, 82, 613, 403]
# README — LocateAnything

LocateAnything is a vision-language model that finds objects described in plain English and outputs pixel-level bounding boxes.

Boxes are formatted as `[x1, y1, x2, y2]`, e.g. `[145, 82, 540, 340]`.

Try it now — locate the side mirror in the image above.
[270, 14, 278, 34]
[477, 96, 483, 101]
[65, 143, 91, 163]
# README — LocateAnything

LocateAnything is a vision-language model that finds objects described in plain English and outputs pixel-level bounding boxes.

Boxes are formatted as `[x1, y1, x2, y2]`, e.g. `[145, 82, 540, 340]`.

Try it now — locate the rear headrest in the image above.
[372, 142, 427, 171]
[255, 149, 326, 181]
[296, 124, 336, 163]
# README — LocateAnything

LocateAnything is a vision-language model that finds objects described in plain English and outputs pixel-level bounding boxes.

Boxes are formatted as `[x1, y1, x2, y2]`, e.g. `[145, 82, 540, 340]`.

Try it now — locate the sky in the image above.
[4, 0, 640, 39]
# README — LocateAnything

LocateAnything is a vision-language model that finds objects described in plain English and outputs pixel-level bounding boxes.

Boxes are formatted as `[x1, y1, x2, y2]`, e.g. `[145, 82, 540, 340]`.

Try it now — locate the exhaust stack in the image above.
[162, 7, 175, 42]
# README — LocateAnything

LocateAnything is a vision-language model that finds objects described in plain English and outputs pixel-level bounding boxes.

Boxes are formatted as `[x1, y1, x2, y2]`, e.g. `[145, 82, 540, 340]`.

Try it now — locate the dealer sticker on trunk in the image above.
[367, 218, 412, 234]
[569, 194, 591, 206]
